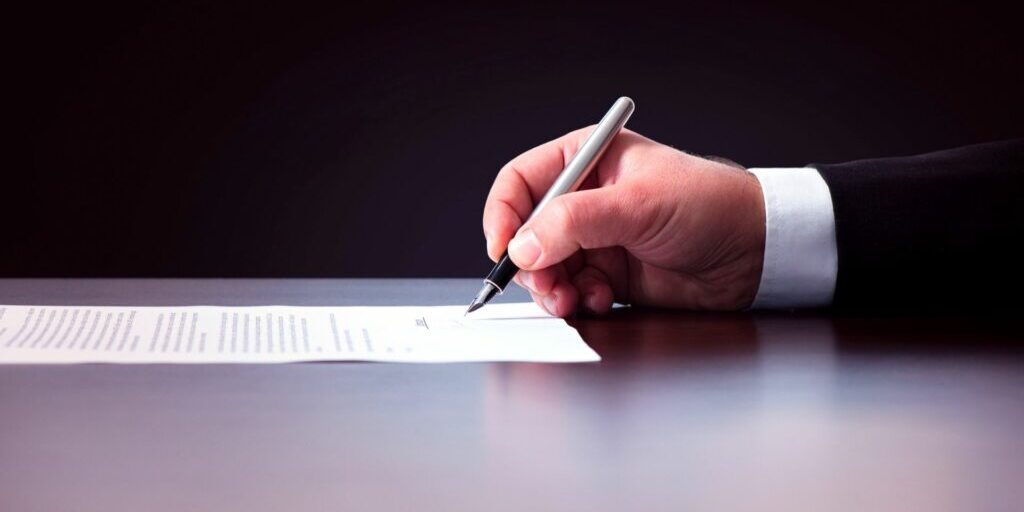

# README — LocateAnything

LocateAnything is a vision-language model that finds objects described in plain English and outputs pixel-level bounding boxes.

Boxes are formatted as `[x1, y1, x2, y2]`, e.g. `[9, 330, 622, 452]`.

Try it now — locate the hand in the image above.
[482, 127, 766, 317]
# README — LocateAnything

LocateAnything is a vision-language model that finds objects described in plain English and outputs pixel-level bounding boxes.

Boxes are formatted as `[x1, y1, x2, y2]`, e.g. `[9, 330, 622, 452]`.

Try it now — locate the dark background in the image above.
[6, 1, 1022, 277]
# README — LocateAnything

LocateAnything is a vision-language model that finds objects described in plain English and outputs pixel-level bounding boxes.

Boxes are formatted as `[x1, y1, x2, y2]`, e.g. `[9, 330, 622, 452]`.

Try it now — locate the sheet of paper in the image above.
[0, 303, 599, 364]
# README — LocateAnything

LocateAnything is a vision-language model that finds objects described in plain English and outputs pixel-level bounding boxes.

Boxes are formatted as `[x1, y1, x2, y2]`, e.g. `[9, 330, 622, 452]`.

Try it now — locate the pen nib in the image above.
[465, 300, 483, 316]
[466, 281, 500, 316]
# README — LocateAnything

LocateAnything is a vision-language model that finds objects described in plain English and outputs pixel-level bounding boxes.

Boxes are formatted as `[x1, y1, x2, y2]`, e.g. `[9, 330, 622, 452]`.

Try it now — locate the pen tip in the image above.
[465, 300, 483, 316]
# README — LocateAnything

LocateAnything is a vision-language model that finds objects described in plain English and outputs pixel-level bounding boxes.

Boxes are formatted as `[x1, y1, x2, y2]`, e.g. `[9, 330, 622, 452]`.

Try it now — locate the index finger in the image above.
[481, 127, 591, 261]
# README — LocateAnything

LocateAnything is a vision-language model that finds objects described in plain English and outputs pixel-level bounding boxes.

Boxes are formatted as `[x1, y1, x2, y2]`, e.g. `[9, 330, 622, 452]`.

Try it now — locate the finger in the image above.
[482, 128, 590, 259]
[515, 253, 583, 296]
[525, 264, 576, 317]
[508, 186, 644, 270]
[579, 247, 630, 301]
[482, 203, 522, 262]
[571, 265, 614, 315]
[516, 267, 559, 295]
[543, 275, 579, 318]
[527, 289, 551, 315]
[513, 273, 529, 290]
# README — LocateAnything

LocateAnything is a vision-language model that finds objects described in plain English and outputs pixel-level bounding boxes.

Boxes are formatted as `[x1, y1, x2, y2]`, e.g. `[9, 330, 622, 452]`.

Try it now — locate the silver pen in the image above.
[466, 97, 636, 315]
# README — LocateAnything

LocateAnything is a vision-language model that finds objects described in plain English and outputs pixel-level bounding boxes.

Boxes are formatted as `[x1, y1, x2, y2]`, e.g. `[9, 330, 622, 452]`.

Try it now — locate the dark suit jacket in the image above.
[813, 139, 1023, 310]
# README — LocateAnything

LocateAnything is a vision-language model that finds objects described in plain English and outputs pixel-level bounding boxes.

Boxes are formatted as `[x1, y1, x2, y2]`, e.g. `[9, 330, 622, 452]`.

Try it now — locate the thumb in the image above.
[508, 186, 640, 270]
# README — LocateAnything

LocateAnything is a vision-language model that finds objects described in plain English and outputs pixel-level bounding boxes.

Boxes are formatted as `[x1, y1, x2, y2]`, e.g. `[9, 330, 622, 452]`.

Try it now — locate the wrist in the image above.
[737, 169, 767, 308]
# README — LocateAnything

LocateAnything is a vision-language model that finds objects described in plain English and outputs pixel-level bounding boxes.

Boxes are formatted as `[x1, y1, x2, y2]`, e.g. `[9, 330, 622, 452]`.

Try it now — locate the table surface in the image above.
[1, 279, 1022, 511]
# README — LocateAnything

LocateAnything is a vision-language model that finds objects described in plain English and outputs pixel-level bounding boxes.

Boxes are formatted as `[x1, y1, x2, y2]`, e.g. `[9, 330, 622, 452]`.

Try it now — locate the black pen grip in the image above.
[484, 252, 519, 292]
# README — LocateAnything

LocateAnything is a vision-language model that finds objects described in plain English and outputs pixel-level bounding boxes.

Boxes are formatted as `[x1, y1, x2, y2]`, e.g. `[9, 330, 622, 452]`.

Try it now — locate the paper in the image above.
[0, 303, 599, 364]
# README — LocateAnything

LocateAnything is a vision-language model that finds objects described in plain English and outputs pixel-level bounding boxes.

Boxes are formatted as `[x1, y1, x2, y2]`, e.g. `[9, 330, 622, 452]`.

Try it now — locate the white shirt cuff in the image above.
[747, 167, 838, 309]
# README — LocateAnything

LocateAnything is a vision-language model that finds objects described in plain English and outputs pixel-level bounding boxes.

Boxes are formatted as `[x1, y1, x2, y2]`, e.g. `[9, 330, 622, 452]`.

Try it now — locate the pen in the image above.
[466, 97, 636, 315]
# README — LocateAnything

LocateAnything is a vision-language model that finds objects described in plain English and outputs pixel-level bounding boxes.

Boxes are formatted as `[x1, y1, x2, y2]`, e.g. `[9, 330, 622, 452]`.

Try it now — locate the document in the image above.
[0, 303, 599, 364]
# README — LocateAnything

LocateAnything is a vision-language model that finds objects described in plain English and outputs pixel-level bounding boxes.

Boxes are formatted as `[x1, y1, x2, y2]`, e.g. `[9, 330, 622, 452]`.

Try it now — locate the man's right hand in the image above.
[482, 127, 767, 317]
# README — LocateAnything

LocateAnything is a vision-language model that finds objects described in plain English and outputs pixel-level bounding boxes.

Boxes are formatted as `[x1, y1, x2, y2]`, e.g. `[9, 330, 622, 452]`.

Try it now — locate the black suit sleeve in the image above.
[812, 139, 1024, 310]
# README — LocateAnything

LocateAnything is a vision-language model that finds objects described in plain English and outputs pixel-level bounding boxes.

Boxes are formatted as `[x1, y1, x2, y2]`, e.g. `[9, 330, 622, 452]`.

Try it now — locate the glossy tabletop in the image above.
[1, 279, 1022, 511]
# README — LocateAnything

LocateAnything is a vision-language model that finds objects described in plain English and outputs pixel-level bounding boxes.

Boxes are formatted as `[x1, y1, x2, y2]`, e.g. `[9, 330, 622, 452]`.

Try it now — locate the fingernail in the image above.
[508, 228, 541, 267]
[483, 229, 496, 255]
[542, 294, 557, 315]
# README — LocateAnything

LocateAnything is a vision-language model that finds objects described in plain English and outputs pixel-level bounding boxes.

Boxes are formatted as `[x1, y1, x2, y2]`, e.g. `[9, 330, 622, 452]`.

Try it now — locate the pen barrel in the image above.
[528, 96, 635, 221]
[485, 253, 518, 292]
[478, 97, 635, 299]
